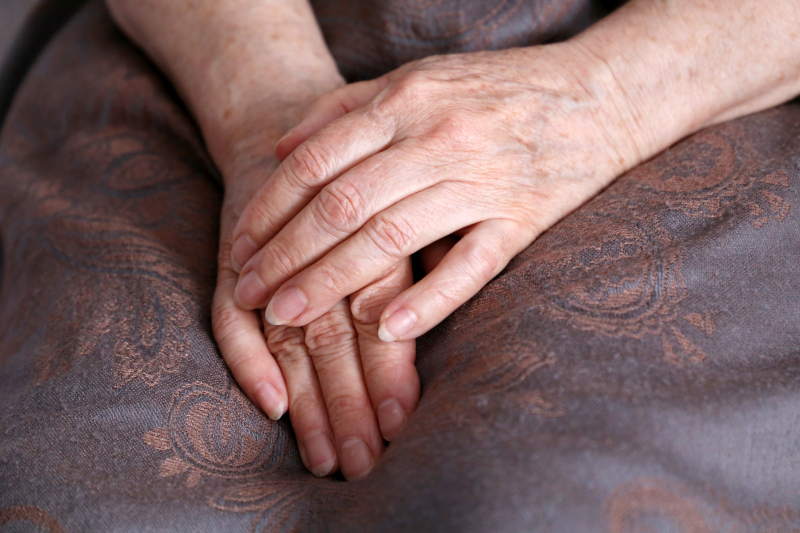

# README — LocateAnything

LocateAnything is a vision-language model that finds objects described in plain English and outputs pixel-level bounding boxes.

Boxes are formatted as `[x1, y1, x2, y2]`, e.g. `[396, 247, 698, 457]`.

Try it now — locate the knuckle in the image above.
[260, 240, 300, 279]
[350, 267, 408, 325]
[325, 392, 371, 426]
[350, 289, 390, 326]
[211, 303, 246, 345]
[365, 215, 416, 259]
[313, 262, 353, 300]
[315, 181, 366, 234]
[437, 113, 474, 136]
[285, 141, 337, 190]
[429, 114, 478, 152]
[267, 326, 307, 365]
[217, 240, 236, 273]
[244, 199, 281, 237]
[427, 282, 461, 311]
[288, 394, 323, 418]
[362, 103, 393, 133]
[305, 310, 357, 356]
[392, 71, 435, 102]
[462, 239, 503, 281]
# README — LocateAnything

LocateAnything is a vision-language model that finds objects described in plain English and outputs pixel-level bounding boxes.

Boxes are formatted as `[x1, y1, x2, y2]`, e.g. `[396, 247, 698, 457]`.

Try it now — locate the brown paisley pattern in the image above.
[628, 128, 792, 226]
[143, 382, 288, 487]
[508, 121, 792, 367]
[2, 1, 800, 532]
[0, 71, 218, 387]
[428, 315, 564, 422]
[531, 212, 686, 338]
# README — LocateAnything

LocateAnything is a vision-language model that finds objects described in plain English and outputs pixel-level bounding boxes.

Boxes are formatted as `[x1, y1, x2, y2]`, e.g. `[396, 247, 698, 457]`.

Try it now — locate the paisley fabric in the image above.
[1, 1, 800, 532]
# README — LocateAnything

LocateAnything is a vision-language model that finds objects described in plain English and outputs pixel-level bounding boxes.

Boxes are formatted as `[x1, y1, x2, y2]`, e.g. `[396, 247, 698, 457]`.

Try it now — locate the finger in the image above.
[230, 103, 398, 273]
[265, 322, 338, 478]
[350, 259, 418, 441]
[304, 299, 384, 480]
[234, 142, 443, 310]
[212, 253, 288, 421]
[419, 235, 459, 274]
[261, 184, 482, 327]
[275, 77, 390, 161]
[379, 219, 530, 342]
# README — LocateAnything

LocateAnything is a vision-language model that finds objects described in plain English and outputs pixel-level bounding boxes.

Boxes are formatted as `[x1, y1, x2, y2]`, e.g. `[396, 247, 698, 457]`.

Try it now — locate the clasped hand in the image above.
[229, 46, 639, 477]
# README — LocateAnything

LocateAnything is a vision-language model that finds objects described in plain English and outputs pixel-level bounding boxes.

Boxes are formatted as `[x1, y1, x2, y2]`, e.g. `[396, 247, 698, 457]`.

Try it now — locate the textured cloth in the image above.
[1, 1, 800, 532]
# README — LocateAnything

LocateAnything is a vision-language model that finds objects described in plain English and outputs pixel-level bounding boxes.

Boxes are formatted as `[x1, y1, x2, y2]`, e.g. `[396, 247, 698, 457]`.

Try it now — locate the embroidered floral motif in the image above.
[531, 212, 685, 339]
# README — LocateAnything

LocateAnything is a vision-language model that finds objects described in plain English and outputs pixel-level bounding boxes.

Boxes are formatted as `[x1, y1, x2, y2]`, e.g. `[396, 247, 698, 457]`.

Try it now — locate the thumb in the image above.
[212, 188, 289, 421]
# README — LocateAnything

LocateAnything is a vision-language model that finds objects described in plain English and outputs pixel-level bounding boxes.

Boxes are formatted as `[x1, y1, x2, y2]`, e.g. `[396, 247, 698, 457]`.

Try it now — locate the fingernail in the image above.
[254, 382, 285, 421]
[235, 270, 268, 308]
[340, 437, 374, 480]
[264, 287, 307, 326]
[304, 432, 336, 477]
[231, 234, 258, 274]
[377, 399, 407, 441]
[378, 308, 417, 342]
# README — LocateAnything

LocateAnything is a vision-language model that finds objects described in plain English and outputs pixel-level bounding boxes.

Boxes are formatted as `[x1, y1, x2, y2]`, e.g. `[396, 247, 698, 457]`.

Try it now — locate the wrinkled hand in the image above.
[230, 44, 643, 343]
[213, 141, 418, 480]
[106, 0, 423, 479]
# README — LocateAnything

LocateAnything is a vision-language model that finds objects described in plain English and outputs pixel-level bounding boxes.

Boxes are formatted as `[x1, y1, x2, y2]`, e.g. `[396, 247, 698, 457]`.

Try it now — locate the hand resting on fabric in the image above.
[106, 0, 800, 481]
[231, 0, 800, 349]
[106, 0, 420, 480]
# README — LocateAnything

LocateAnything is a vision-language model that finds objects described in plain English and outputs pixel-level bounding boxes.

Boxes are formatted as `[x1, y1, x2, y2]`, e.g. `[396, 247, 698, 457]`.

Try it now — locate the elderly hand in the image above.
[230, 0, 800, 346]
[106, 0, 420, 480]
[216, 160, 417, 480]
[229, 44, 641, 342]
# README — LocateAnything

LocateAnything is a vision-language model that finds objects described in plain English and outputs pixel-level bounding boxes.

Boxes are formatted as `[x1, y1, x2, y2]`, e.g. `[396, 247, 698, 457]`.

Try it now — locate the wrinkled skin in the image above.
[230, 46, 641, 343]
[108, 0, 800, 481]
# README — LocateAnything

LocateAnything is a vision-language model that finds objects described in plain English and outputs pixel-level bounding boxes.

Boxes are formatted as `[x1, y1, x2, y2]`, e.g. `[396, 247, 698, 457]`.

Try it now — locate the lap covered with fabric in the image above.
[1, 2, 799, 532]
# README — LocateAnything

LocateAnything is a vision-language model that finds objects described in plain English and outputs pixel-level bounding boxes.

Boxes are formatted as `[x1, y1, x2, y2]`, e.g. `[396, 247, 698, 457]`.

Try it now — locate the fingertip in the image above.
[231, 234, 259, 275]
[300, 431, 338, 477]
[264, 287, 307, 326]
[377, 321, 396, 343]
[234, 270, 269, 310]
[377, 398, 407, 441]
[339, 437, 375, 480]
[253, 381, 287, 421]
[378, 308, 417, 343]
[263, 299, 291, 327]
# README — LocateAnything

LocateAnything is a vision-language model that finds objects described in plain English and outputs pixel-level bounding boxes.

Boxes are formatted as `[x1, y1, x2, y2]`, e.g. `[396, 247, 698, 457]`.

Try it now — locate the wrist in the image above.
[106, 0, 344, 181]
[199, 75, 344, 183]
[569, 0, 800, 165]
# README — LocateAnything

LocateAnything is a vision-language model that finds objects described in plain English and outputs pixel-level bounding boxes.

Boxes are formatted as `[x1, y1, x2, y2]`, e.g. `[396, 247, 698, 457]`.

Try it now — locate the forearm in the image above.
[105, 0, 343, 179]
[572, 0, 800, 164]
